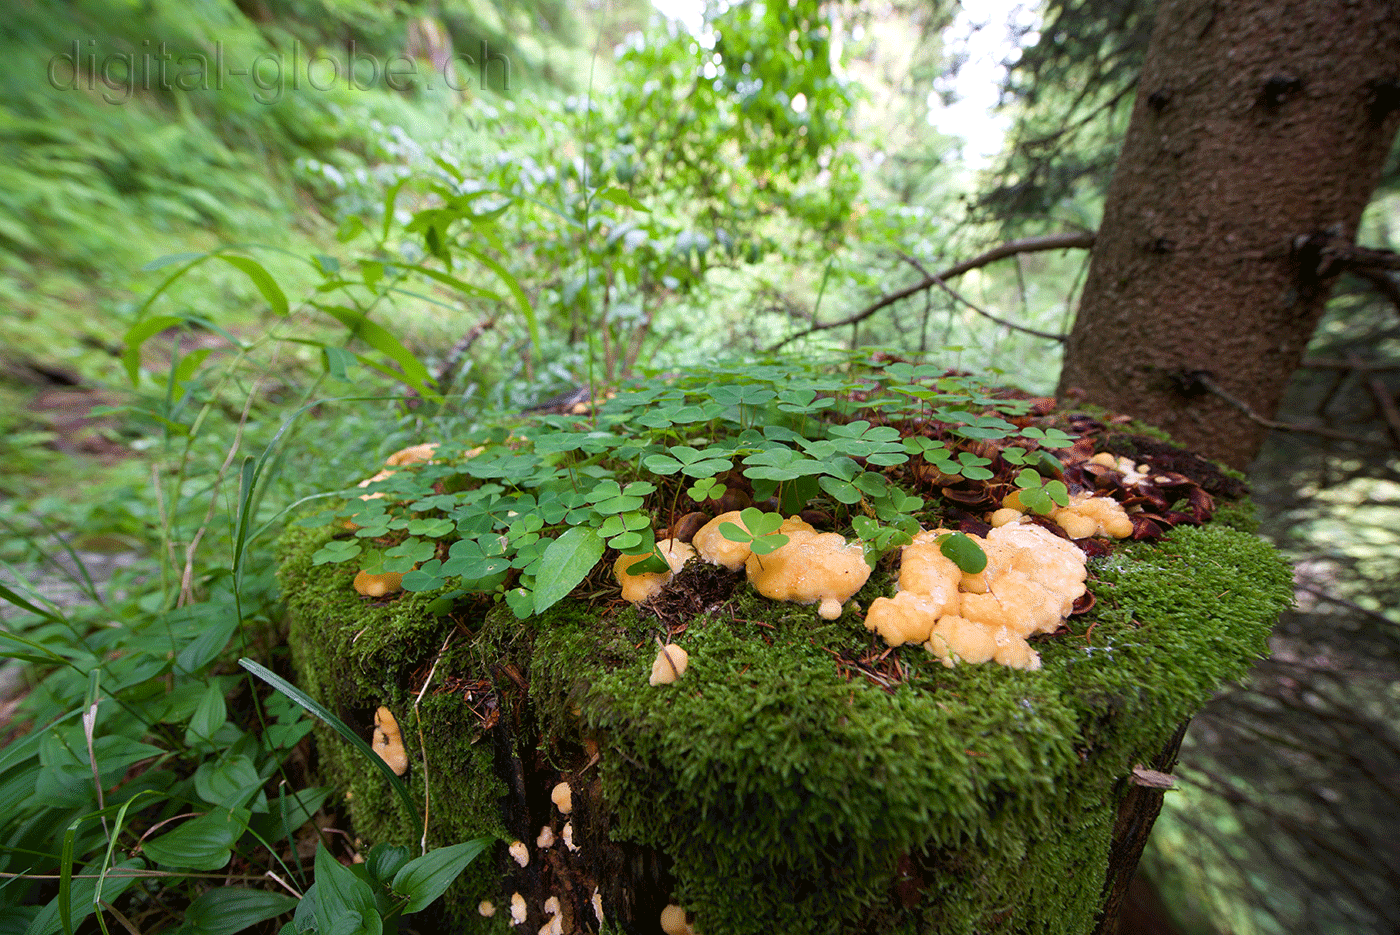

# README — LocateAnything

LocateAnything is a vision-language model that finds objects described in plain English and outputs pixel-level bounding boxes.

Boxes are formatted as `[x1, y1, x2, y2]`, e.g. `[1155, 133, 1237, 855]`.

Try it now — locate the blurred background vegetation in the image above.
[0, 0, 1395, 932]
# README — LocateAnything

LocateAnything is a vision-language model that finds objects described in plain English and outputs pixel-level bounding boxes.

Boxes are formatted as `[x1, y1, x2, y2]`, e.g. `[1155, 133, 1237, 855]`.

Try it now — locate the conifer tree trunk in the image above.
[1059, 0, 1400, 470]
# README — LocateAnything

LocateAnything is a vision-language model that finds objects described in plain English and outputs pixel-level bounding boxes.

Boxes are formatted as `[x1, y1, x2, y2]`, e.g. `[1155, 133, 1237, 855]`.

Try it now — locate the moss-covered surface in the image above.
[279, 513, 1291, 935]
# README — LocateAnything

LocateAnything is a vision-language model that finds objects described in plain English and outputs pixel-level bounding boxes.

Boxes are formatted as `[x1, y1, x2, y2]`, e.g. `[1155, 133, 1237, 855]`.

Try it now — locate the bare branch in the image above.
[1358, 353, 1400, 448]
[925, 269, 1068, 342]
[768, 231, 1096, 351]
[1352, 267, 1400, 313]
[1296, 583, 1399, 627]
[1300, 357, 1400, 371]
[1193, 373, 1392, 447]
[1331, 244, 1400, 272]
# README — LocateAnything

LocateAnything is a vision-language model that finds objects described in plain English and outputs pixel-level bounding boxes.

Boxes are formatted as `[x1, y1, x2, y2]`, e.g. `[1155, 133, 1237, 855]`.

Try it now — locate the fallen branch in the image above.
[768, 231, 1096, 351]
[1193, 373, 1391, 447]
[1295, 583, 1399, 627]
[433, 315, 497, 392]
[1356, 352, 1400, 448]
[1330, 244, 1400, 272]
[1300, 357, 1400, 371]
[897, 251, 1068, 342]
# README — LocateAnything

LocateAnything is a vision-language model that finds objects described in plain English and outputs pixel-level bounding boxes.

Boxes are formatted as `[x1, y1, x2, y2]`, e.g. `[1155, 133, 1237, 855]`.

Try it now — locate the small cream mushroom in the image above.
[510, 892, 527, 925]
[660, 904, 698, 935]
[614, 539, 695, 604]
[536, 825, 556, 848]
[989, 507, 1024, 528]
[562, 821, 579, 852]
[592, 888, 604, 925]
[741, 517, 870, 619]
[385, 442, 438, 466]
[540, 896, 563, 935]
[551, 781, 573, 815]
[371, 707, 407, 775]
[478, 901, 496, 917]
[691, 510, 756, 571]
[1050, 491, 1133, 539]
[354, 569, 404, 597]
[508, 840, 529, 867]
[649, 644, 689, 686]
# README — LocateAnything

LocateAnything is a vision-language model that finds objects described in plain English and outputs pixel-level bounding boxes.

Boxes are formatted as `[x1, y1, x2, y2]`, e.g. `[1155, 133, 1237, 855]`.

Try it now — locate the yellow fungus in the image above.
[371, 706, 408, 775]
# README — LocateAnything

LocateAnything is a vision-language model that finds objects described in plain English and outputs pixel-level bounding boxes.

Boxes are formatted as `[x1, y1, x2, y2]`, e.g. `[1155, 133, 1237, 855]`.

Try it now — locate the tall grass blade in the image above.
[238, 659, 421, 826]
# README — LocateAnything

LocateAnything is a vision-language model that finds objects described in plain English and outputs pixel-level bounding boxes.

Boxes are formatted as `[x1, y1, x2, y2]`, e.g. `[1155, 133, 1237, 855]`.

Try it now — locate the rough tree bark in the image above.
[1058, 0, 1400, 470]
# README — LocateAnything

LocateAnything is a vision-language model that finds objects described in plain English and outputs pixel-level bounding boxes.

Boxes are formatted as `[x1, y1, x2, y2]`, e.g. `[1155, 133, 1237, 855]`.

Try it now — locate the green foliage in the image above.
[718, 507, 790, 556]
[298, 351, 1076, 620]
[1013, 468, 1071, 515]
[984, 0, 1156, 223]
[937, 531, 987, 573]
[280, 839, 489, 935]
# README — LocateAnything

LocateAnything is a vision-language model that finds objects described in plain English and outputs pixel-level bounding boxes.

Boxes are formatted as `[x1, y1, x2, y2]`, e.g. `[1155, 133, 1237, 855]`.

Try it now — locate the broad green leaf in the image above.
[121, 315, 185, 383]
[365, 844, 412, 885]
[532, 527, 604, 615]
[24, 858, 144, 935]
[323, 346, 355, 382]
[314, 846, 381, 935]
[391, 839, 493, 913]
[318, 305, 434, 398]
[252, 786, 331, 844]
[193, 755, 263, 810]
[176, 612, 241, 674]
[186, 682, 229, 745]
[595, 186, 649, 211]
[186, 887, 299, 935]
[142, 807, 251, 871]
[218, 255, 289, 316]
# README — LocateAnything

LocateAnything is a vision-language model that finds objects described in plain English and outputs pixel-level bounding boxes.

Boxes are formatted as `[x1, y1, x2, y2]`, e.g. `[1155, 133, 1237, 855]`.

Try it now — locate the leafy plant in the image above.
[1012, 468, 1071, 516]
[297, 350, 1075, 619]
[281, 839, 490, 935]
[718, 508, 791, 556]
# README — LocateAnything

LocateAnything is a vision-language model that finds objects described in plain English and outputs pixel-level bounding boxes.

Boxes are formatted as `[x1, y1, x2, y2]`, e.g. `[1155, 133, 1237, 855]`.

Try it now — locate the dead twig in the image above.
[897, 252, 1068, 343]
[1194, 373, 1391, 447]
[768, 232, 1096, 351]
[1296, 583, 1398, 627]
[1358, 360, 1400, 448]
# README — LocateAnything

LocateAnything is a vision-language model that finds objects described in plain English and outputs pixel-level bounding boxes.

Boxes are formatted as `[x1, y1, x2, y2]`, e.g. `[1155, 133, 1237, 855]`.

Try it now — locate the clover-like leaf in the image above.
[1020, 426, 1077, 448]
[903, 436, 947, 456]
[747, 532, 790, 555]
[406, 517, 455, 538]
[311, 540, 361, 566]
[402, 561, 447, 592]
[818, 475, 862, 505]
[688, 477, 726, 501]
[717, 508, 789, 555]
[643, 454, 684, 475]
[938, 532, 988, 574]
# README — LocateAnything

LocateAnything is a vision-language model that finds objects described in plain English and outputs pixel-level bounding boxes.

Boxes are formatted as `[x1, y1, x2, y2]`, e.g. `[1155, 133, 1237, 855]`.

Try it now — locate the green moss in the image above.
[277, 524, 513, 932]
[279, 516, 1291, 935]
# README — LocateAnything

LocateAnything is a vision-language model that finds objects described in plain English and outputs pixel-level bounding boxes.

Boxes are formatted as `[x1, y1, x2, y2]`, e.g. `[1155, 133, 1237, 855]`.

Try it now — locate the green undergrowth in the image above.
[278, 512, 1291, 934]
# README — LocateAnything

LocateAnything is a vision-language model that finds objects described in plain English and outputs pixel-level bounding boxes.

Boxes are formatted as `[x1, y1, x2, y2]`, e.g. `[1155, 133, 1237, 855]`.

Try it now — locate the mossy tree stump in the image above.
[279, 513, 1289, 935]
